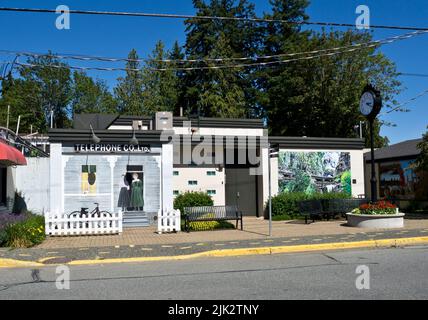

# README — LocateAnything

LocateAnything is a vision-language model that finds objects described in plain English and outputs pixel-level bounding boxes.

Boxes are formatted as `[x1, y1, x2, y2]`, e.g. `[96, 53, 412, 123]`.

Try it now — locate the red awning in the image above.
[0, 140, 27, 166]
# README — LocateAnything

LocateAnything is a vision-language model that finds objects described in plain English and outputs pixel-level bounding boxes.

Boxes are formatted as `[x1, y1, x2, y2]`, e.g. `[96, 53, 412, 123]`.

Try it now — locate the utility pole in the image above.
[268, 144, 279, 237]
[16, 115, 21, 136]
[6, 105, 10, 129]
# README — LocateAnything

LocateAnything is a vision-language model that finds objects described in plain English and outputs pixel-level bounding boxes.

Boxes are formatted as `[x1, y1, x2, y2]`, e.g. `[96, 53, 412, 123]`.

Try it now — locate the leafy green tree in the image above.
[0, 54, 73, 132]
[261, 29, 400, 147]
[114, 49, 144, 115]
[71, 71, 117, 115]
[140, 41, 181, 116]
[416, 126, 428, 171]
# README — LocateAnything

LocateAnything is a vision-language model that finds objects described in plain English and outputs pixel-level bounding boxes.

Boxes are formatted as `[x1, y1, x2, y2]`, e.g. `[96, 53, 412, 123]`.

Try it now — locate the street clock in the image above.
[360, 84, 382, 119]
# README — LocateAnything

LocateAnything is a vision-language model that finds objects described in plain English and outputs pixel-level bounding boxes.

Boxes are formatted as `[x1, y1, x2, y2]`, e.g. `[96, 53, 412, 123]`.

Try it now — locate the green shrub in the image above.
[174, 191, 214, 215]
[269, 192, 352, 219]
[3, 214, 45, 248]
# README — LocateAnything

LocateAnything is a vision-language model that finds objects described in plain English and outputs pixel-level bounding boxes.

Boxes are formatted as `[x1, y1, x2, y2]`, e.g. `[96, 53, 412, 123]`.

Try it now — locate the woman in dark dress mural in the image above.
[117, 174, 130, 212]
[130, 173, 144, 211]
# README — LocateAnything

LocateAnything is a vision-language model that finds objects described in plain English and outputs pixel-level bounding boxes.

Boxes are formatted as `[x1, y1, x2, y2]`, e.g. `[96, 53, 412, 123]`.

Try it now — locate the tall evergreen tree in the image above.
[114, 49, 144, 115]
[183, 0, 260, 117]
[140, 41, 180, 116]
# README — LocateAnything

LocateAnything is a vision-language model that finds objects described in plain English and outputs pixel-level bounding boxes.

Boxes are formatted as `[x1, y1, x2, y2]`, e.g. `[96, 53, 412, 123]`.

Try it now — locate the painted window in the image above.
[207, 171, 216, 176]
[81, 165, 96, 194]
[188, 180, 198, 186]
[207, 190, 216, 196]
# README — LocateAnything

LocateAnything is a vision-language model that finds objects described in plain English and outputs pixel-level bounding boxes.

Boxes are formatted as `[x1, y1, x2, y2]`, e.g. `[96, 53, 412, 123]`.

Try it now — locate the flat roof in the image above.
[269, 136, 365, 150]
[74, 114, 265, 130]
[49, 129, 173, 144]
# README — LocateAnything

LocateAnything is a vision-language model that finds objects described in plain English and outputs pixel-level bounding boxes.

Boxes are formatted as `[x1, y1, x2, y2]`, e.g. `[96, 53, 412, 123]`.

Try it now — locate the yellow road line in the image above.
[2, 236, 428, 268]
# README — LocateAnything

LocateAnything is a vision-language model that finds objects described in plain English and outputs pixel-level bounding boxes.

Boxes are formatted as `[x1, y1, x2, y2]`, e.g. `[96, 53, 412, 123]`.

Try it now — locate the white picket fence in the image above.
[45, 212, 123, 236]
[157, 208, 181, 233]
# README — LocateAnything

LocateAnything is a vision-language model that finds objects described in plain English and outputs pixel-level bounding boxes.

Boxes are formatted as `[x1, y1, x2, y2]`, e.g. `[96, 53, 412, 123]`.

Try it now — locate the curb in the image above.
[1, 236, 428, 268]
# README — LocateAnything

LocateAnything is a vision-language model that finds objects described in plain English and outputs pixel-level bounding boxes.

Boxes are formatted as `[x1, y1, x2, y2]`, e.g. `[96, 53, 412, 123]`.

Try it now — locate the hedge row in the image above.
[269, 192, 352, 218]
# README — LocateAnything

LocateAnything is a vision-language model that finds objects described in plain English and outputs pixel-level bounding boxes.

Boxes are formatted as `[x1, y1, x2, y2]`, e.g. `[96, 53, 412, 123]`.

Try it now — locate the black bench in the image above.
[298, 200, 325, 224]
[183, 206, 243, 232]
[299, 198, 368, 224]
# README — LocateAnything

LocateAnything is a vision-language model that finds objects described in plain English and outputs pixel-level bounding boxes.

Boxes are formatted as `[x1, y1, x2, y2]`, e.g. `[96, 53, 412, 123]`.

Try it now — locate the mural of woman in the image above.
[117, 174, 130, 211]
[130, 173, 144, 210]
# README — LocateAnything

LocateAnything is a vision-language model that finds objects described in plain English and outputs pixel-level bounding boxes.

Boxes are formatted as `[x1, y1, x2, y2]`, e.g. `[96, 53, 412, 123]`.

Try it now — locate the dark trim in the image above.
[364, 155, 418, 163]
[49, 129, 174, 144]
[111, 116, 152, 127]
[111, 116, 265, 129]
[269, 136, 365, 150]
[173, 117, 265, 129]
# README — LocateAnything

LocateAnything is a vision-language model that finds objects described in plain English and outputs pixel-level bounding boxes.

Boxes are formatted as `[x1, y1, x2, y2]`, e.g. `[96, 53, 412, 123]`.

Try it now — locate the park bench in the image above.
[183, 205, 243, 232]
[299, 198, 368, 224]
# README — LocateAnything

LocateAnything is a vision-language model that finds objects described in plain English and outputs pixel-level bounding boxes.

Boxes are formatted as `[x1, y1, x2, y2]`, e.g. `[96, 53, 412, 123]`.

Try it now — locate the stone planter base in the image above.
[346, 213, 405, 229]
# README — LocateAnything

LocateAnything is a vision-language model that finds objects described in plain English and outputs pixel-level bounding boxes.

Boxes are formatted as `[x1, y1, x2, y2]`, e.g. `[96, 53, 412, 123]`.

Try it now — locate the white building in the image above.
[1, 113, 367, 226]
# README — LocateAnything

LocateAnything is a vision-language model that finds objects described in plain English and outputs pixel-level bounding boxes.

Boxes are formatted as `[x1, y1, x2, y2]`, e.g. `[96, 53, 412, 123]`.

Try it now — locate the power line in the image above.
[382, 88, 428, 115]
[13, 43, 387, 72]
[1, 29, 427, 65]
[399, 73, 428, 78]
[4, 30, 428, 72]
[1, 7, 428, 32]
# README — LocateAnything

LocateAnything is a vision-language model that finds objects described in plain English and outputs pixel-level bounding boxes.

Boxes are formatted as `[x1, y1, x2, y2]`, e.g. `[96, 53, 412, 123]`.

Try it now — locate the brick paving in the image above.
[37, 217, 428, 249]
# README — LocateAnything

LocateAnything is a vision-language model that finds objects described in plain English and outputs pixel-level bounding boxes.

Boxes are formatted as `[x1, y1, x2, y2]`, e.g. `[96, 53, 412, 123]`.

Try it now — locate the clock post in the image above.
[360, 84, 382, 203]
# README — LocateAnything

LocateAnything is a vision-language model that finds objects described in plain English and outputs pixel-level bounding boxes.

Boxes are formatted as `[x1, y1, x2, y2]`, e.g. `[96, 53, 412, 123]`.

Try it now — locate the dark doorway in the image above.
[0, 167, 6, 206]
[225, 168, 258, 216]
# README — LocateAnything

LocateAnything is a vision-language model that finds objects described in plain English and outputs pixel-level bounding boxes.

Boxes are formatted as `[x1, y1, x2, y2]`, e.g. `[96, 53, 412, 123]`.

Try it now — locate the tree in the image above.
[140, 41, 181, 116]
[114, 49, 144, 115]
[260, 25, 400, 146]
[416, 127, 428, 171]
[0, 54, 73, 132]
[183, 0, 261, 117]
[71, 71, 117, 115]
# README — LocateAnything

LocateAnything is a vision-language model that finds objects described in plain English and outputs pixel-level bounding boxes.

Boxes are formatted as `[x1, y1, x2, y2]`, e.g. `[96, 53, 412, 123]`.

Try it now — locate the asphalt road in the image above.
[0, 246, 428, 300]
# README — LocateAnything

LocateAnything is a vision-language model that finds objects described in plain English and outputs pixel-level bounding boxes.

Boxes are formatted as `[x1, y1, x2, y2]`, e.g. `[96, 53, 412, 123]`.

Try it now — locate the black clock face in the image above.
[360, 91, 375, 116]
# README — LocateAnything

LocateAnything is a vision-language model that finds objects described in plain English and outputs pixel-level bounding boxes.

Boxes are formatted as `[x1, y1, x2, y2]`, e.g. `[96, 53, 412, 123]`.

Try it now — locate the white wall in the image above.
[12, 157, 50, 215]
[172, 167, 225, 205]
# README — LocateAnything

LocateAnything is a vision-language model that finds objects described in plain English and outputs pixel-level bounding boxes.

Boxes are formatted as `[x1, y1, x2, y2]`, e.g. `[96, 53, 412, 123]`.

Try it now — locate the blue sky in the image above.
[0, 0, 427, 144]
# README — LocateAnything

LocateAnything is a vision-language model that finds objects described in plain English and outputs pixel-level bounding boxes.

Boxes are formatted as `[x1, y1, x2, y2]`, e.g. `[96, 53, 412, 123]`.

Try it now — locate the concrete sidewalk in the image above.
[35, 216, 428, 249]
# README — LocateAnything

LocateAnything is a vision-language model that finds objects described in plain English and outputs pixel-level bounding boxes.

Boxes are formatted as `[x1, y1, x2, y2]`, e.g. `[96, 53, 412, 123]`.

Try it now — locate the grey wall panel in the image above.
[63, 154, 161, 215]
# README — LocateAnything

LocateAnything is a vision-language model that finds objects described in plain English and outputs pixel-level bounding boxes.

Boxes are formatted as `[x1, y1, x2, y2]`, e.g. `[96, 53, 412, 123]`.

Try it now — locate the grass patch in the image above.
[0, 213, 45, 248]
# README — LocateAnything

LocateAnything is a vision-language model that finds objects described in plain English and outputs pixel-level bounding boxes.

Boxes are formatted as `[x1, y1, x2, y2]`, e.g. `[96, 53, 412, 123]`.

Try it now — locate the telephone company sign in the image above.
[74, 144, 152, 153]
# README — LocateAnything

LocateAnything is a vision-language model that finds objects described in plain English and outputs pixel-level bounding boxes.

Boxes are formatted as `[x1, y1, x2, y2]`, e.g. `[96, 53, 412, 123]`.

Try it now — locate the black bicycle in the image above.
[68, 203, 113, 228]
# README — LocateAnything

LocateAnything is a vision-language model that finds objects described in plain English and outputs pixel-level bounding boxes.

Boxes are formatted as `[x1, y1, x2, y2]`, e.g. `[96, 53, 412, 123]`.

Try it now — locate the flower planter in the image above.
[346, 212, 405, 229]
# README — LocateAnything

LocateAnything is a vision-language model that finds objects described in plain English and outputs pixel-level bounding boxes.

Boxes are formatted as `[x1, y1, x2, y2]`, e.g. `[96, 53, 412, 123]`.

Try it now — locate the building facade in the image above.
[5, 113, 367, 225]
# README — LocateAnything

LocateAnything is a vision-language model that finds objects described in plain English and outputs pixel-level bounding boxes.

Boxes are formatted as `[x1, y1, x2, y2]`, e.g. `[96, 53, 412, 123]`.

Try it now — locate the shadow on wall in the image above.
[12, 191, 27, 215]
